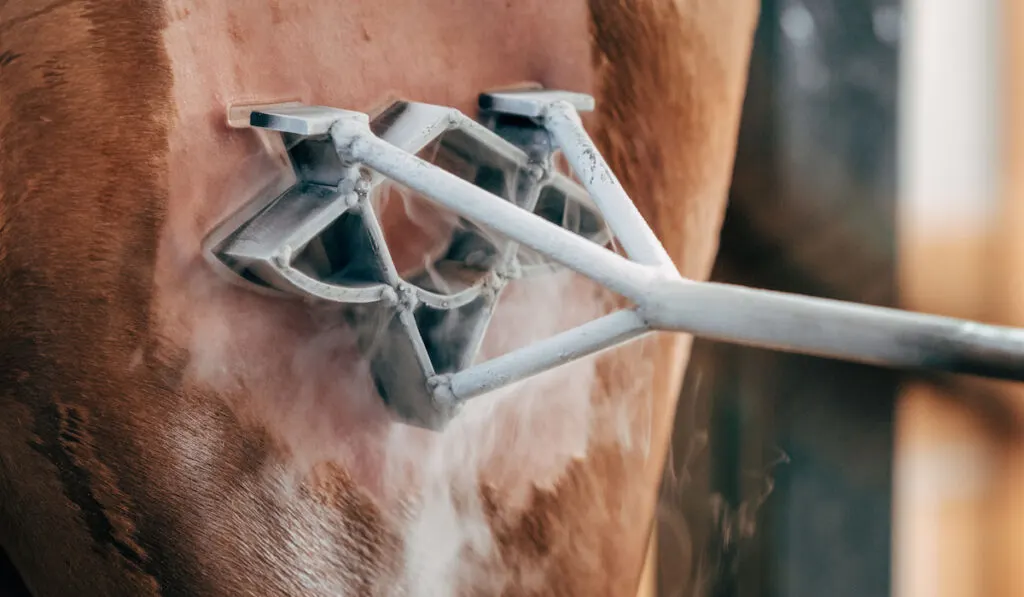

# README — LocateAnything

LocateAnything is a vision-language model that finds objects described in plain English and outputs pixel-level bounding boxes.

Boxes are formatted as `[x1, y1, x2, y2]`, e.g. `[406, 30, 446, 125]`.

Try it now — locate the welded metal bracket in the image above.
[209, 93, 611, 427]
[208, 88, 1024, 430]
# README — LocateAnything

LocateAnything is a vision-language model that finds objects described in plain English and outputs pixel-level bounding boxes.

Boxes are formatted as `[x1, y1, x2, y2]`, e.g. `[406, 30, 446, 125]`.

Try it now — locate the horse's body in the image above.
[0, 1, 757, 594]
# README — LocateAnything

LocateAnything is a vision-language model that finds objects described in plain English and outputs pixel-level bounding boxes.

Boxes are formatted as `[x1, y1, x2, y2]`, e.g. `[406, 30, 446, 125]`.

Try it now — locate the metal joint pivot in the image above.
[208, 88, 1024, 431]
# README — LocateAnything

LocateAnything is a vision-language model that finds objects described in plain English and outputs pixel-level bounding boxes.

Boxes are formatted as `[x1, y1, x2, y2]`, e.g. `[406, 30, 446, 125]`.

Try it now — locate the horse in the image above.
[0, 0, 759, 594]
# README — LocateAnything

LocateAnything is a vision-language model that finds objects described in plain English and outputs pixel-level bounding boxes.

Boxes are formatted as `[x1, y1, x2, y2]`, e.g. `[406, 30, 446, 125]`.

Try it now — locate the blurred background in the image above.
[647, 1, 1024, 596]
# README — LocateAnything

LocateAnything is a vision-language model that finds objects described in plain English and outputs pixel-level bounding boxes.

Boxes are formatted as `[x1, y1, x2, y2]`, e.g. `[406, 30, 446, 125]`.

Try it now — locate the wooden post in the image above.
[895, 1, 1023, 597]
[894, 1, 1003, 597]
[989, 1, 1024, 594]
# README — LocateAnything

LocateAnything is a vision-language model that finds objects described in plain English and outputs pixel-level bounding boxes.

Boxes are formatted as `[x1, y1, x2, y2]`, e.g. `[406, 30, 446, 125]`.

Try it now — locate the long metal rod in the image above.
[543, 100, 674, 268]
[343, 130, 658, 298]
[336, 120, 1024, 396]
[449, 309, 650, 399]
[446, 276, 1024, 402]
[641, 278, 1024, 380]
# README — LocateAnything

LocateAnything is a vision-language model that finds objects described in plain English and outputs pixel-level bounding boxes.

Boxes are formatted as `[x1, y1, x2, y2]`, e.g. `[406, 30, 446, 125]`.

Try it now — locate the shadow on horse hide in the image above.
[0, 547, 30, 597]
[0, 0, 757, 594]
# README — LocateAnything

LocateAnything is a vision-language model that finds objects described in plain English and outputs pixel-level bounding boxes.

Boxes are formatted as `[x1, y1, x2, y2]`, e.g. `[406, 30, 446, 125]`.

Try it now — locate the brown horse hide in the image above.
[0, 0, 758, 595]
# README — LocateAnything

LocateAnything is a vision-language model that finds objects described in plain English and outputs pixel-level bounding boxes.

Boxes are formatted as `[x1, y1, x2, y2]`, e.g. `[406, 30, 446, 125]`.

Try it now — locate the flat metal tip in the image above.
[250, 105, 368, 136]
[479, 89, 595, 118]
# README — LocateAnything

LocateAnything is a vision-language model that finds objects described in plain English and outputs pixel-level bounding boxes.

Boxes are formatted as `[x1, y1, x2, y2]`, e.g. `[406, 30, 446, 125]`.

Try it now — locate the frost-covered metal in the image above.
[207, 89, 1024, 430]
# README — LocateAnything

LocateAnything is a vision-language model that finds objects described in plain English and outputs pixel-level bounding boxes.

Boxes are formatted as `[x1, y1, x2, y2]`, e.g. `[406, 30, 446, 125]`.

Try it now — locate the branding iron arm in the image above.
[330, 112, 1024, 403]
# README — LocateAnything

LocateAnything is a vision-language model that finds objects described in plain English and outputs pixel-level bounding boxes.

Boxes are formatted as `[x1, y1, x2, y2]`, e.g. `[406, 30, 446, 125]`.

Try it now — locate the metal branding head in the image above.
[207, 88, 1024, 431]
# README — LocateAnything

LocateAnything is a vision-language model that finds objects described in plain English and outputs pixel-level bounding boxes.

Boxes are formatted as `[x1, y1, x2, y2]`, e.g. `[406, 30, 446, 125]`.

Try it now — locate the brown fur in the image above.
[476, 4, 760, 589]
[0, 0, 757, 595]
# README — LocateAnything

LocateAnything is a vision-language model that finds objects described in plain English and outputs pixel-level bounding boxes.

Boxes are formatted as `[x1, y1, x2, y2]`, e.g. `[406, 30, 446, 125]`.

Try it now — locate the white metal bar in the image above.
[639, 278, 1024, 380]
[336, 119, 1024, 386]
[447, 275, 1024, 403]
[448, 309, 650, 400]
[342, 130, 658, 300]
[542, 100, 675, 267]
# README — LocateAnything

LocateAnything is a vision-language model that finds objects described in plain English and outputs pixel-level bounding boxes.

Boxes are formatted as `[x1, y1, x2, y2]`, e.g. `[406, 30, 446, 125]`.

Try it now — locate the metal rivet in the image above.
[380, 286, 399, 305]
[428, 374, 456, 407]
[354, 177, 371, 196]
[396, 284, 418, 311]
[272, 246, 293, 268]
